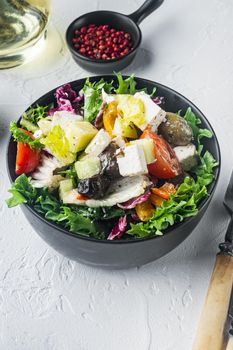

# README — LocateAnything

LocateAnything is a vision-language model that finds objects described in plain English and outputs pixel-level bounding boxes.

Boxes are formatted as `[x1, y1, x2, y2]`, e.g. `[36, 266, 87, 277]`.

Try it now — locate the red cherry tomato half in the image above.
[140, 128, 181, 179]
[15, 129, 41, 175]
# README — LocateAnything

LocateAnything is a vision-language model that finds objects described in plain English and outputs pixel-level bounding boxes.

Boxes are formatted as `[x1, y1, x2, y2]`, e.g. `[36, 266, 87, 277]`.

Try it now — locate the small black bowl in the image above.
[7, 76, 221, 269]
[66, 0, 163, 73]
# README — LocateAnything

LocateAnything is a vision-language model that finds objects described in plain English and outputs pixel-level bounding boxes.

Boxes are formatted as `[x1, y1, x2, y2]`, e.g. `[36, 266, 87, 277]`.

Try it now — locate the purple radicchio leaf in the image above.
[107, 215, 127, 240]
[152, 96, 165, 106]
[48, 84, 84, 115]
[94, 101, 106, 129]
[117, 191, 151, 209]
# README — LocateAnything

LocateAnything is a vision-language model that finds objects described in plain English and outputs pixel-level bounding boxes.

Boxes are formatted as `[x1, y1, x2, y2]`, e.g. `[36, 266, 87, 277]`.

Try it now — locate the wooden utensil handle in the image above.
[193, 254, 233, 350]
[226, 338, 233, 350]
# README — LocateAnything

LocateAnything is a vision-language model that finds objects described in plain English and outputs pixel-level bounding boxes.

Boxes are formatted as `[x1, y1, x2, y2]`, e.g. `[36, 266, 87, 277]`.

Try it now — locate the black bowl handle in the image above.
[128, 0, 164, 25]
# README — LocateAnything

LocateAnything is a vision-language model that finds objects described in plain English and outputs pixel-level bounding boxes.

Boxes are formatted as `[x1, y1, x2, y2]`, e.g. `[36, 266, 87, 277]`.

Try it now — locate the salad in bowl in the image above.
[6, 73, 218, 241]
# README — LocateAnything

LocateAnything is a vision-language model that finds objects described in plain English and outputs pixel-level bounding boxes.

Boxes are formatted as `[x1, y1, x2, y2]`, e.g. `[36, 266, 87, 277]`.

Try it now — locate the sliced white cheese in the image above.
[134, 91, 166, 131]
[85, 128, 111, 156]
[62, 175, 151, 207]
[117, 144, 148, 177]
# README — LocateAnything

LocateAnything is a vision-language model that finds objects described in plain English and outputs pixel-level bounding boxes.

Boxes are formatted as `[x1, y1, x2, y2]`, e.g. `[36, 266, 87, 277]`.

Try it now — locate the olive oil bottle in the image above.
[0, 0, 51, 69]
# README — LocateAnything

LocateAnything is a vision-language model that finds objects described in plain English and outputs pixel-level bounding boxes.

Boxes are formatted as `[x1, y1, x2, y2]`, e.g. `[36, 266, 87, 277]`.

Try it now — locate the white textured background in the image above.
[0, 0, 233, 349]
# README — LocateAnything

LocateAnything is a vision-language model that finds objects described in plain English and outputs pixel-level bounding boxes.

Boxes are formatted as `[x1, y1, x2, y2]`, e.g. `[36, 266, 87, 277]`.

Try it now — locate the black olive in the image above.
[77, 174, 111, 199]
[99, 143, 121, 179]
[158, 112, 193, 146]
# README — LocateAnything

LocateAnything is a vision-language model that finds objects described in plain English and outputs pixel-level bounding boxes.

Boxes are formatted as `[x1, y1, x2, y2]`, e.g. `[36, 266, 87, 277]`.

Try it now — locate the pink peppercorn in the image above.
[72, 23, 133, 60]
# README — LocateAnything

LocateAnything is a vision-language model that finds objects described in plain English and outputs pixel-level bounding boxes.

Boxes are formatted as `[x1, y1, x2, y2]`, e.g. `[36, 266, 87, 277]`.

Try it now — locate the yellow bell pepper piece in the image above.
[103, 101, 118, 138]
[150, 193, 165, 207]
[135, 199, 154, 221]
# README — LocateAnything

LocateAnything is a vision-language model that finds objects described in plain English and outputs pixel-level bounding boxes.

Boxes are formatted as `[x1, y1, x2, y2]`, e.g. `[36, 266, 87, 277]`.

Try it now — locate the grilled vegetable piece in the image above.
[173, 144, 199, 171]
[77, 174, 111, 199]
[75, 156, 101, 179]
[150, 193, 165, 207]
[103, 101, 118, 138]
[99, 143, 120, 179]
[135, 200, 154, 221]
[63, 175, 152, 207]
[151, 183, 176, 199]
[158, 112, 193, 146]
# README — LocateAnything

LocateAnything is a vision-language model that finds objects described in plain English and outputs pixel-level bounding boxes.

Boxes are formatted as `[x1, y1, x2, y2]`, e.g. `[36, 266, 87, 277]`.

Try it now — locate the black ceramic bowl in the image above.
[7, 76, 221, 269]
[66, 0, 163, 73]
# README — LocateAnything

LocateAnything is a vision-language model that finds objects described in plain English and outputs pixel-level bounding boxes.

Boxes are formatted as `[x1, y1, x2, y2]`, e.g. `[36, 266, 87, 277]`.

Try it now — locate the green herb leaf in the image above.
[10, 122, 44, 150]
[83, 78, 114, 122]
[6, 174, 37, 208]
[6, 189, 27, 208]
[114, 72, 157, 95]
[6, 175, 103, 238]
[62, 207, 96, 236]
[20, 104, 50, 132]
[194, 151, 218, 186]
[184, 107, 213, 153]
[114, 72, 137, 94]
[127, 177, 206, 238]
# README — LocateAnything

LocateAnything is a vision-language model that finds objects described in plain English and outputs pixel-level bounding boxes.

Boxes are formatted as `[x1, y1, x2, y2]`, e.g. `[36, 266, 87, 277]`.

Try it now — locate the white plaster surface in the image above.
[0, 0, 233, 349]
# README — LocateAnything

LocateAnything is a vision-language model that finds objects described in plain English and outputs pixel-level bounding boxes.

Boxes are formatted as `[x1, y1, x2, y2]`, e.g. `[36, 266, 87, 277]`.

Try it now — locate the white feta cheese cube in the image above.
[173, 143, 198, 171]
[134, 91, 166, 130]
[85, 128, 111, 156]
[117, 144, 148, 177]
